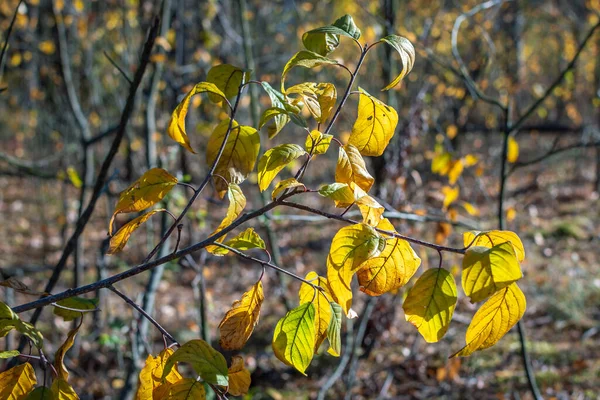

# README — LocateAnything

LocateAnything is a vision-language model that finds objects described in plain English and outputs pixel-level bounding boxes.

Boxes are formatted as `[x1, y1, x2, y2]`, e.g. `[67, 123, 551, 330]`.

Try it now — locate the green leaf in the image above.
[306, 14, 361, 40]
[272, 302, 316, 375]
[259, 107, 307, 131]
[463, 230, 525, 262]
[206, 119, 260, 198]
[298, 272, 333, 354]
[281, 51, 338, 92]
[162, 339, 229, 386]
[257, 144, 306, 192]
[53, 297, 98, 322]
[403, 268, 457, 343]
[0, 350, 19, 359]
[260, 82, 292, 138]
[224, 228, 266, 252]
[272, 178, 305, 200]
[462, 242, 523, 303]
[302, 31, 339, 56]
[318, 183, 355, 207]
[326, 302, 342, 357]
[153, 378, 206, 400]
[305, 130, 332, 155]
[379, 35, 415, 90]
[0, 301, 43, 348]
[206, 64, 250, 100]
[25, 386, 52, 400]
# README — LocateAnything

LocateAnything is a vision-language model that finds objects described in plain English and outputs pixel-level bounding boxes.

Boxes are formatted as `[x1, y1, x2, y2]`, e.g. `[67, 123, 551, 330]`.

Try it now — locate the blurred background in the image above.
[1, 0, 599, 398]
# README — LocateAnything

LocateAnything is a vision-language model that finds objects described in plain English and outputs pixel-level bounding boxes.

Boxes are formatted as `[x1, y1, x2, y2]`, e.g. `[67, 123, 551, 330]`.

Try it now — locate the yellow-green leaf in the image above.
[379, 35, 415, 90]
[223, 228, 266, 252]
[167, 82, 228, 153]
[259, 107, 307, 131]
[305, 130, 332, 155]
[53, 297, 98, 322]
[153, 378, 205, 400]
[507, 136, 519, 163]
[326, 302, 342, 357]
[0, 350, 19, 359]
[462, 242, 523, 303]
[206, 119, 260, 197]
[206, 64, 250, 100]
[136, 348, 182, 400]
[327, 224, 386, 315]
[301, 31, 339, 56]
[286, 82, 337, 123]
[357, 219, 420, 295]
[162, 339, 228, 386]
[281, 51, 338, 92]
[0, 302, 43, 348]
[431, 152, 452, 175]
[452, 283, 526, 357]
[108, 209, 166, 254]
[54, 319, 82, 381]
[464, 230, 525, 262]
[305, 15, 361, 40]
[348, 88, 398, 156]
[0, 363, 36, 399]
[66, 166, 82, 188]
[257, 144, 306, 192]
[403, 268, 457, 343]
[260, 82, 292, 139]
[272, 302, 316, 375]
[218, 281, 263, 351]
[272, 178, 305, 200]
[206, 183, 246, 255]
[335, 144, 374, 192]
[298, 272, 333, 353]
[50, 378, 79, 400]
[227, 356, 251, 396]
[318, 183, 355, 207]
[109, 168, 177, 234]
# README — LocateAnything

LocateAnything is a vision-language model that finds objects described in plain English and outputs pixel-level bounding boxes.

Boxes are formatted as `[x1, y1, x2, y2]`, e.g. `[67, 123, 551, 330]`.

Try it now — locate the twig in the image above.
[103, 51, 133, 84]
[508, 141, 600, 174]
[0, 0, 23, 84]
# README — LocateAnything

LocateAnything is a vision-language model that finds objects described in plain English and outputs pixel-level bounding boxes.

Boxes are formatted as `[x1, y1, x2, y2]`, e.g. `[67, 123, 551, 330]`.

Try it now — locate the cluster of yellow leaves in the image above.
[135, 340, 251, 399]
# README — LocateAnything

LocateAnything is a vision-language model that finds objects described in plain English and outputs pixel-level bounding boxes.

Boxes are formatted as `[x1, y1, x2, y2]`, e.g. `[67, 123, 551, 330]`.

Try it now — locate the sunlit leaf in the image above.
[272, 302, 316, 375]
[136, 348, 182, 400]
[0, 302, 43, 348]
[162, 340, 228, 386]
[357, 219, 420, 295]
[206, 119, 260, 197]
[227, 356, 251, 396]
[355, 191, 385, 227]
[168, 82, 228, 153]
[109, 168, 177, 234]
[463, 230, 525, 262]
[326, 302, 342, 357]
[305, 130, 332, 155]
[206, 64, 250, 100]
[335, 144, 374, 192]
[257, 144, 306, 192]
[286, 82, 337, 123]
[441, 186, 459, 210]
[452, 283, 526, 357]
[348, 88, 398, 156]
[272, 178, 305, 200]
[206, 183, 246, 255]
[507, 137, 519, 163]
[219, 281, 263, 351]
[379, 35, 415, 90]
[0, 350, 19, 359]
[298, 272, 333, 353]
[0, 363, 36, 399]
[281, 51, 338, 92]
[305, 14, 361, 40]
[448, 160, 463, 185]
[50, 378, 79, 399]
[223, 228, 266, 252]
[403, 268, 457, 343]
[108, 209, 166, 254]
[153, 378, 206, 400]
[461, 202, 479, 216]
[462, 242, 522, 303]
[66, 166, 82, 188]
[53, 297, 98, 322]
[318, 182, 355, 207]
[431, 152, 452, 175]
[54, 320, 82, 381]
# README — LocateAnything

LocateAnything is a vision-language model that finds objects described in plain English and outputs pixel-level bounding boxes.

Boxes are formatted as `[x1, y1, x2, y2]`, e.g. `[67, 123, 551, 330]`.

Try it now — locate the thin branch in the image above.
[0, 0, 23, 84]
[103, 50, 133, 84]
[107, 285, 178, 345]
[509, 141, 600, 173]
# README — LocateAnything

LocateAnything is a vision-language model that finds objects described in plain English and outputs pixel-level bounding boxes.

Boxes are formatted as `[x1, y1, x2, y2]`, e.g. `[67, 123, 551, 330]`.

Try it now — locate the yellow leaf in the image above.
[286, 82, 337, 123]
[227, 356, 251, 396]
[452, 283, 526, 357]
[167, 82, 228, 153]
[348, 88, 398, 156]
[461, 202, 479, 216]
[441, 186, 459, 210]
[318, 183, 355, 207]
[223, 228, 266, 252]
[448, 159, 464, 185]
[446, 124, 458, 139]
[38, 40, 56, 55]
[206, 183, 246, 255]
[507, 137, 519, 163]
[66, 167, 82, 188]
[152, 378, 206, 399]
[54, 319, 82, 381]
[272, 178, 305, 200]
[109, 168, 177, 234]
[335, 144, 374, 192]
[357, 219, 420, 296]
[50, 378, 79, 399]
[135, 348, 182, 400]
[305, 130, 332, 155]
[463, 154, 478, 167]
[162, 340, 228, 386]
[327, 224, 386, 315]
[506, 207, 517, 222]
[219, 281, 263, 350]
[207, 64, 250, 100]
[431, 152, 452, 175]
[281, 51, 338, 92]
[0, 363, 36, 399]
[403, 268, 457, 343]
[380, 35, 415, 90]
[206, 119, 260, 197]
[463, 230, 525, 262]
[462, 242, 523, 303]
[355, 191, 385, 227]
[298, 272, 333, 353]
[257, 144, 306, 191]
[272, 302, 316, 375]
[108, 209, 166, 254]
